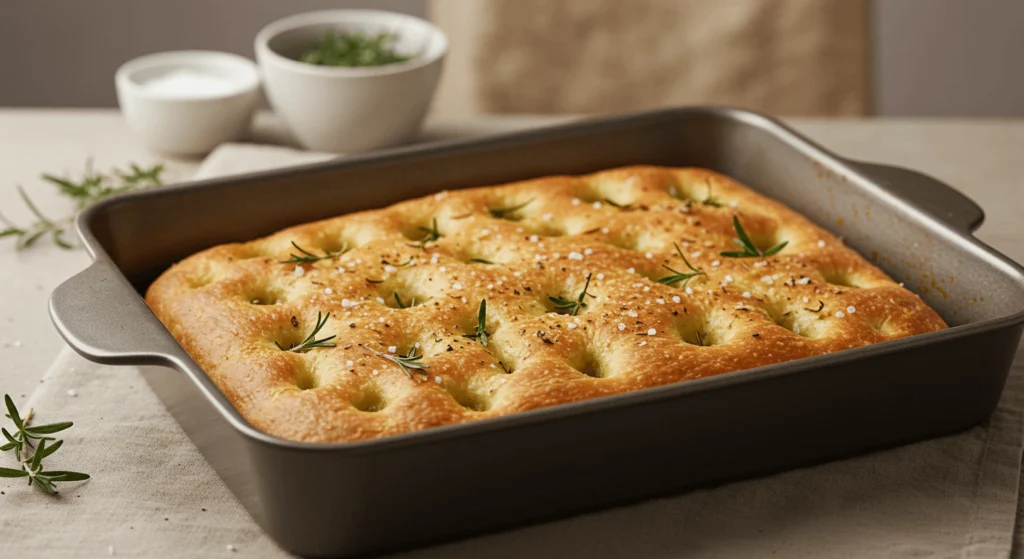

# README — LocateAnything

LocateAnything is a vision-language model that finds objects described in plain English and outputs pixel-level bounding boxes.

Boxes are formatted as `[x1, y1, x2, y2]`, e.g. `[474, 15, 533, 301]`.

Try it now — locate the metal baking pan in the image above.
[50, 107, 1024, 557]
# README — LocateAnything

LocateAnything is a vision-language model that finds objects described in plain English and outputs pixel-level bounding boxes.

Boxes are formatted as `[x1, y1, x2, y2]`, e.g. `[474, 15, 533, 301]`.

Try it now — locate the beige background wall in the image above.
[1, 0, 1022, 116]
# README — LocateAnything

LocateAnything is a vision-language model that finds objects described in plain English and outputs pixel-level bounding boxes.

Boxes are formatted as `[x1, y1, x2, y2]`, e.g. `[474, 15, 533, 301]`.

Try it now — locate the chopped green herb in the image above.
[300, 31, 414, 68]
[468, 257, 494, 264]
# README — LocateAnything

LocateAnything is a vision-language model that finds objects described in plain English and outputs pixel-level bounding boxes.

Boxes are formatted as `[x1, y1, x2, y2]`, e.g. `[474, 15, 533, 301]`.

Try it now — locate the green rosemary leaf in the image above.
[547, 273, 594, 316]
[462, 299, 489, 346]
[0, 467, 28, 478]
[369, 347, 429, 378]
[276, 312, 337, 353]
[720, 215, 787, 258]
[658, 242, 706, 287]
[24, 421, 73, 435]
[486, 198, 534, 220]
[40, 471, 91, 482]
[4, 395, 23, 430]
[280, 241, 344, 264]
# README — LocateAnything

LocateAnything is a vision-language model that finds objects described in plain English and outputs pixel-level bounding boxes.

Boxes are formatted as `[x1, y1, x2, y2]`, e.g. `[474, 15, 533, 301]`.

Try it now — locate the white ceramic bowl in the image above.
[115, 51, 260, 157]
[255, 10, 447, 153]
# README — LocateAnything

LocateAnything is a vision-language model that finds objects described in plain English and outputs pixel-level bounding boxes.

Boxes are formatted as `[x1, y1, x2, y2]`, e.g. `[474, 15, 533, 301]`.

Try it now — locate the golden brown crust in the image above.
[145, 166, 946, 443]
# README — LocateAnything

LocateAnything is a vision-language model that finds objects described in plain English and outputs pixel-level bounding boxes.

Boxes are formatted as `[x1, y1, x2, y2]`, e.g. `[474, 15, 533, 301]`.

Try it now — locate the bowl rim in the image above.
[254, 9, 449, 78]
[115, 50, 261, 103]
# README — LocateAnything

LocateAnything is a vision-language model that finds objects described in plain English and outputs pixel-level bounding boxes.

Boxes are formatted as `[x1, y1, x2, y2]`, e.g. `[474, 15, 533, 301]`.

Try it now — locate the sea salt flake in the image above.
[761, 275, 773, 284]
[596, 273, 605, 280]
[387, 345, 397, 354]
[567, 322, 578, 330]
[656, 298, 665, 304]
[376, 297, 385, 304]
[584, 248, 594, 256]
[568, 252, 584, 260]
[685, 287, 694, 295]
[742, 291, 752, 298]
[572, 198, 581, 206]
[627, 310, 639, 318]
[672, 295, 681, 303]
[645, 252, 654, 259]
[434, 376, 443, 384]
[618, 323, 626, 331]
[384, 265, 397, 273]
[647, 328, 657, 336]
[324, 288, 333, 295]
[293, 266, 305, 277]
[627, 267, 636, 274]
[529, 235, 540, 243]
[835, 311, 846, 318]
[797, 277, 811, 285]
[818, 240, 826, 248]
[847, 306, 856, 314]
[592, 201, 603, 209]
[601, 227, 610, 234]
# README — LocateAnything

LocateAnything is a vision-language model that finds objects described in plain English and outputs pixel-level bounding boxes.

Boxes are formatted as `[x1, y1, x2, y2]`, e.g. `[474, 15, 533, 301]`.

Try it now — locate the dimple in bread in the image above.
[145, 166, 947, 443]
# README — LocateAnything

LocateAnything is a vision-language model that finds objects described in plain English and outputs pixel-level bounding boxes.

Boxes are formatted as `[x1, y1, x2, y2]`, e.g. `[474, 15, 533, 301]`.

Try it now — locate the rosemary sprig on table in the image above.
[300, 31, 413, 68]
[0, 394, 89, 495]
[720, 216, 788, 258]
[548, 273, 595, 316]
[486, 198, 534, 220]
[658, 242, 706, 287]
[369, 347, 429, 378]
[462, 299, 490, 347]
[1, 161, 164, 250]
[280, 241, 346, 264]
[276, 312, 337, 353]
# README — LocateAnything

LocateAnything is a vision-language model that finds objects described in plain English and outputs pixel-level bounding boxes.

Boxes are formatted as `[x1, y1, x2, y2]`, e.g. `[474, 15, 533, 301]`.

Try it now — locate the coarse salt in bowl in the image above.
[115, 51, 260, 156]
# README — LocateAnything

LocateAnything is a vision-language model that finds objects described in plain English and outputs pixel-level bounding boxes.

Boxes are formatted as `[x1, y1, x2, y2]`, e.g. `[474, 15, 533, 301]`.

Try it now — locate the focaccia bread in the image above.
[145, 166, 946, 443]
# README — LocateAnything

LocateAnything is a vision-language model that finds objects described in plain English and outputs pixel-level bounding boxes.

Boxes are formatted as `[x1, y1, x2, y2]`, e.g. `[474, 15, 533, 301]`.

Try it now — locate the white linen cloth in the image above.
[2, 143, 1023, 558]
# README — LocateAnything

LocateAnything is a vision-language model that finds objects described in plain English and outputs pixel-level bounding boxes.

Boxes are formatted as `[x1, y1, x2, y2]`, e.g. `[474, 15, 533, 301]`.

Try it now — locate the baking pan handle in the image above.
[846, 160, 985, 233]
[49, 260, 183, 367]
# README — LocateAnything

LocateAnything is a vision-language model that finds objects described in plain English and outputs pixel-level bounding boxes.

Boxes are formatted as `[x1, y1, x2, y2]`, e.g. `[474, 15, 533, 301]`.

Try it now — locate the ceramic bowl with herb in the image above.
[255, 10, 447, 153]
